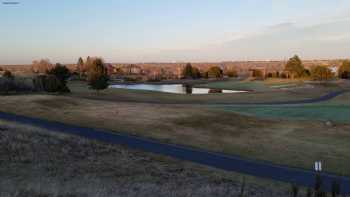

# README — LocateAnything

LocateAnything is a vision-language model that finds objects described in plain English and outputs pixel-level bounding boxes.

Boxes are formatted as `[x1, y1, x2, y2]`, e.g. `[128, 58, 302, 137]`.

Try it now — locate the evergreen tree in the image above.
[87, 58, 109, 92]
[182, 63, 193, 79]
[46, 63, 71, 92]
[77, 57, 84, 78]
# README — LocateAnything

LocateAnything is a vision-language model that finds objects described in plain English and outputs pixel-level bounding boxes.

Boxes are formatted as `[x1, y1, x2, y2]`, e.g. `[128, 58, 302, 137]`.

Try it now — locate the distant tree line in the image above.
[282, 55, 350, 81]
[284, 55, 309, 78]
[182, 63, 231, 79]
[1, 56, 110, 94]
[28, 57, 110, 93]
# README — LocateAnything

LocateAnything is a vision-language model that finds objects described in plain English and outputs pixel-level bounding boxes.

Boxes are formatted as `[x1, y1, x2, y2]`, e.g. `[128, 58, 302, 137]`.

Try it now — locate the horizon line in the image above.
[1, 58, 348, 66]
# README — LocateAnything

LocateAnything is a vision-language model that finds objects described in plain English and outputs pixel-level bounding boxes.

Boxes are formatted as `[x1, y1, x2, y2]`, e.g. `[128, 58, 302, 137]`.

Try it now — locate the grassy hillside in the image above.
[0, 120, 289, 197]
[1, 94, 350, 176]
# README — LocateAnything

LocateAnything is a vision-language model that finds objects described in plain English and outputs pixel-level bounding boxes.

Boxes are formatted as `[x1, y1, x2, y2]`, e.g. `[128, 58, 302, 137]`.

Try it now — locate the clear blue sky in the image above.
[1, 0, 350, 64]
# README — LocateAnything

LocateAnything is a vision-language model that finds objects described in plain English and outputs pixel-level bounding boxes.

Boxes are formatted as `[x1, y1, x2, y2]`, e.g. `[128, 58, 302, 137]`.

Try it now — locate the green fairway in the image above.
[2, 81, 349, 176]
[195, 78, 309, 92]
[219, 91, 350, 123]
[1, 94, 350, 176]
[221, 105, 350, 123]
[195, 80, 271, 92]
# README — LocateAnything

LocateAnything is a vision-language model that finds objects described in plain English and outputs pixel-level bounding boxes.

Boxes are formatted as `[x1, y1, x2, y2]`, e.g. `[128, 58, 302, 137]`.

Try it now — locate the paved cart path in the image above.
[0, 111, 349, 194]
[75, 90, 347, 105]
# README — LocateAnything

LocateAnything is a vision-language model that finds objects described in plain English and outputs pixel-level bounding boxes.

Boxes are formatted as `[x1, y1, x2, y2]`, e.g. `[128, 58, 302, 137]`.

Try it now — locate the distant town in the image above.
[0, 58, 345, 82]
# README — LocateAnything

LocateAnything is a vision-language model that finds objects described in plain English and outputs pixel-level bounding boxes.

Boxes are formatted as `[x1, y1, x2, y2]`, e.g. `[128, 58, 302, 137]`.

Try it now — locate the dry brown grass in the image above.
[0, 94, 350, 176]
[0, 120, 290, 197]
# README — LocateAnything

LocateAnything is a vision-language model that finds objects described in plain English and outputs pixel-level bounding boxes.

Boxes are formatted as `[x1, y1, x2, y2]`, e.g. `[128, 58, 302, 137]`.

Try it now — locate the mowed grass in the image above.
[195, 80, 271, 92]
[221, 105, 350, 123]
[195, 78, 311, 92]
[220, 92, 350, 123]
[1, 94, 350, 176]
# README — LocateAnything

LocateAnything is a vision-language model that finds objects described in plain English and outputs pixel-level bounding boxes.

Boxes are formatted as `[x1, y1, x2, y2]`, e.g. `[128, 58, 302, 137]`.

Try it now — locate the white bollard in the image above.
[314, 161, 322, 172]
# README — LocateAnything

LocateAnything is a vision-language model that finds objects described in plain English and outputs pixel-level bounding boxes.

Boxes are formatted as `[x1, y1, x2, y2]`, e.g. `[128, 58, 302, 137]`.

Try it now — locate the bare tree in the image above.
[32, 59, 53, 73]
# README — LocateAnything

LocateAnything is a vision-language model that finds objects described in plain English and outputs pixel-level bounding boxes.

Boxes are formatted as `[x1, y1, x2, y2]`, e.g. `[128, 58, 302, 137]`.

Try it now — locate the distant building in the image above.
[329, 65, 338, 74]
[121, 64, 142, 75]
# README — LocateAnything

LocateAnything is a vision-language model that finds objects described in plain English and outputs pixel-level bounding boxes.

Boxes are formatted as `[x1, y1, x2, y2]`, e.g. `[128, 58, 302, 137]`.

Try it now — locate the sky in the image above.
[1, 0, 350, 64]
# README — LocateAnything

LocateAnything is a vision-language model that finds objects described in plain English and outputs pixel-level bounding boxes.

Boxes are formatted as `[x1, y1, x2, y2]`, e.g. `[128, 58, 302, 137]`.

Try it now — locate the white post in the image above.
[314, 161, 322, 172]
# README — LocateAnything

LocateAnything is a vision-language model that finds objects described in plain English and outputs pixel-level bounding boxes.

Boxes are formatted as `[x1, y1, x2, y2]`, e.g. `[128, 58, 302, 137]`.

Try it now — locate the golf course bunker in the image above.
[109, 84, 247, 94]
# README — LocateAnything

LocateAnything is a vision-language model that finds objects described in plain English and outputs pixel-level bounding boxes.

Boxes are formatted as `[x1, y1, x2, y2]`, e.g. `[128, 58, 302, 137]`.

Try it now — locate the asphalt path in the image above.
[0, 110, 349, 194]
[76, 90, 347, 105]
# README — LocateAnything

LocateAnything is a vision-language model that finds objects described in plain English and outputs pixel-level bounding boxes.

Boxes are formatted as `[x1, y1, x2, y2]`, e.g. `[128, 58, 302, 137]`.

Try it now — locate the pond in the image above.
[109, 84, 247, 94]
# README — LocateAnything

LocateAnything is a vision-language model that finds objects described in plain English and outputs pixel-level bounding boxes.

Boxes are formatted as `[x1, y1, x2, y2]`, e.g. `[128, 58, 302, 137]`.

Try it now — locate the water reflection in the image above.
[109, 84, 246, 95]
[183, 84, 192, 94]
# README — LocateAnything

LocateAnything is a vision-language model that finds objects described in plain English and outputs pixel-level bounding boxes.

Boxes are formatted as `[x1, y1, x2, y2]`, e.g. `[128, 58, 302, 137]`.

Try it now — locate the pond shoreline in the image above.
[108, 78, 233, 86]
[109, 83, 247, 95]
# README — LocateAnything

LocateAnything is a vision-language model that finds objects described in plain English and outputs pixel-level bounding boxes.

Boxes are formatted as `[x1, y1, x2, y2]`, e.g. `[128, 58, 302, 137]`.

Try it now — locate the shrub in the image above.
[311, 66, 334, 81]
[0, 77, 34, 94]
[33, 75, 69, 93]
[87, 58, 109, 92]
[338, 60, 350, 79]
[0, 71, 15, 94]
[46, 63, 71, 93]
[13, 78, 34, 92]
[0, 77, 14, 94]
[47, 63, 70, 84]
[207, 66, 223, 78]
[3, 70, 14, 79]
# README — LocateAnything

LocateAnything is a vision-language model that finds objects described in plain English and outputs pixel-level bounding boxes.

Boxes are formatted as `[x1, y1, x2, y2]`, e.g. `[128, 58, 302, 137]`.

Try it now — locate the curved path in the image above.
[0, 111, 349, 194]
[76, 90, 347, 105]
[222, 90, 347, 105]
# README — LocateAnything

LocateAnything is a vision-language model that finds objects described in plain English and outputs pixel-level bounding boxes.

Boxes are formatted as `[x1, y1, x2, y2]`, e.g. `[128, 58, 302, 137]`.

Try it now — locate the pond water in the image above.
[109, 84, 247, 94]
